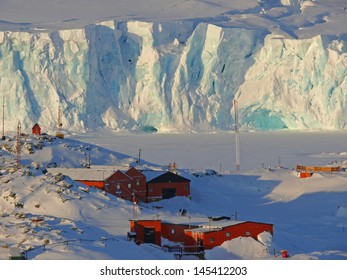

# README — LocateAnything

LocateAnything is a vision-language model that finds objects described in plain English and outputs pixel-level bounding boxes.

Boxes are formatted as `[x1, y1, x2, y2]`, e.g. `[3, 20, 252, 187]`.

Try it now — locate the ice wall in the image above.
[0, 20, 346, 133]
[236, 34, 347, 130]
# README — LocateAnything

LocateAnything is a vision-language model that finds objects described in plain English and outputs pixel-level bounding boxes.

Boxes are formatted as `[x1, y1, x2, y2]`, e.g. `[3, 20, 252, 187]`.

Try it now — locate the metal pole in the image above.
[138, 148, 142, 167]
[132, 194, 136, 219]
[234, 100, 240, 172]
[16, 122, 21, 169]
[2, 95, 4, 140]
[57, 105, 61, 134]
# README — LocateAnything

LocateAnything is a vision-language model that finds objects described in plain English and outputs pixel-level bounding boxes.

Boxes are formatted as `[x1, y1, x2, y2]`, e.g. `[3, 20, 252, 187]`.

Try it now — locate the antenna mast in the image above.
[16, 122, 21, 169]
[58, 105, 61, 134]
[56, 104, 64, 139]
[2, 95, 4, 140]
[234, 100, 240, 172]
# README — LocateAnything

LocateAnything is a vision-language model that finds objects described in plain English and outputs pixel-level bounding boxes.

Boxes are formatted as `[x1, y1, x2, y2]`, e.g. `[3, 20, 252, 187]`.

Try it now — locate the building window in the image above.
[171, 229, 175, 235]
[210, 237, 215, 243]
[226, 232, 230, 237]
[136, 180, 140, 186]
[116, 184, 120, 189]
[128, 183, 131, 188]
[184, 185, 189, 190]
[245, 231, 251, 236]
[149, 187, 153, 192]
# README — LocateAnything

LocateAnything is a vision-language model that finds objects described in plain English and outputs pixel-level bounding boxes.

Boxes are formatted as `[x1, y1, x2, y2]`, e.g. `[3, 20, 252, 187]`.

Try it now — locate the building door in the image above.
[162, 188, 176, 199]
[197, 238, 204, 252]
[144, 227, 156, 244]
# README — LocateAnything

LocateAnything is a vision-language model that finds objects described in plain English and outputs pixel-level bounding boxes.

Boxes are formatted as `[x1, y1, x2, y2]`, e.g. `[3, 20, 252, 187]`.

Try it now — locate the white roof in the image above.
[89, 165, 129, 171]
[186, 220, 246, 233]
[47, 167, 115, 181]
[162, 216, 208, 226]
[141, 170, 166, 181]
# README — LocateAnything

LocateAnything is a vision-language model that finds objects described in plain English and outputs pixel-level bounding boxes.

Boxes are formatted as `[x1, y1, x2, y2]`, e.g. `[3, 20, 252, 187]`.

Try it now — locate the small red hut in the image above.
[32, 123, 41, 135]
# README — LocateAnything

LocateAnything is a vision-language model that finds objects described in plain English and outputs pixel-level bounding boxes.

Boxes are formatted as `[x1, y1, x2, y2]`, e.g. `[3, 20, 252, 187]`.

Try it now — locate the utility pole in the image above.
[234, 100, 240, 172]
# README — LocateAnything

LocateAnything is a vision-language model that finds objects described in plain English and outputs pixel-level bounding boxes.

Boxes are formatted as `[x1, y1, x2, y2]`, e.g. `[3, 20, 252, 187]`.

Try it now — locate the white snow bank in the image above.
[205, 236, 271, 260]
[257, 231, 273, 247]
[336, 206, 347, 217]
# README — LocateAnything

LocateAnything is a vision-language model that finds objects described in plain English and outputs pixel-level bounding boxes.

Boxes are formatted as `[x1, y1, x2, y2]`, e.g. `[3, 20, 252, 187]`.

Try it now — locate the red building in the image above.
[184, 220, 274, 251]
[129, 219, 273, 252]
[107, 170, 133, 200]
[32, 123, 41, 135]
[147, 172, 190, 201]
[161, 222, 198, 243]
[125, 167, 147, 202]
[47, 167, 191, 203]
[129, 220, 162, 246]
[47, 167, 147, 202]
[47, 168, 114, 191]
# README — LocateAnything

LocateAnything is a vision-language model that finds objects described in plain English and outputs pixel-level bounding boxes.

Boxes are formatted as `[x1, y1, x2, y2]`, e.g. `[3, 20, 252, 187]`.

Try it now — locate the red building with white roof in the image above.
[129, 218, 273, 252]
[47, 167, 147, 202]
[184, 220, 274, 251]
[47, 167, 191, 203]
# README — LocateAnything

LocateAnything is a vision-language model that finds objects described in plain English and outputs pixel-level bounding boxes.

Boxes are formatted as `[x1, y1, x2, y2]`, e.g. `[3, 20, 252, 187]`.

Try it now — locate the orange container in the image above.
[281, 250, 289, 258]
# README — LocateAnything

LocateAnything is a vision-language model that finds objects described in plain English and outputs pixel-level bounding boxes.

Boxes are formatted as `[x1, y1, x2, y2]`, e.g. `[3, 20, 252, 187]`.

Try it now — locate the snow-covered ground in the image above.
[1, 130, 347, 260]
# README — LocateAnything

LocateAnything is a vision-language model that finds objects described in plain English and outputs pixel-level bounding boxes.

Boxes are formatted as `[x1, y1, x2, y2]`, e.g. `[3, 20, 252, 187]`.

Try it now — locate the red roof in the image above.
[125, 167, 146, 178]
[112, 170, 132, 181]
[32, 123, 40, 129]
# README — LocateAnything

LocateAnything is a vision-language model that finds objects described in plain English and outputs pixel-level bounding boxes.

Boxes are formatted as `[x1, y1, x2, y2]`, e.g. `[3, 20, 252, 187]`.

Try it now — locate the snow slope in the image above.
[1, 131, 347, 260]
[0, 1, 347, 132]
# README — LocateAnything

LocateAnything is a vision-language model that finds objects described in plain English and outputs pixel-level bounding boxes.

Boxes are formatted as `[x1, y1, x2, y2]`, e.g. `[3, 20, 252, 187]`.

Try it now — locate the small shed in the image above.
[32, 123, 41, 135]
[147, 172, 190, 201]
[299, 171, 312, 179]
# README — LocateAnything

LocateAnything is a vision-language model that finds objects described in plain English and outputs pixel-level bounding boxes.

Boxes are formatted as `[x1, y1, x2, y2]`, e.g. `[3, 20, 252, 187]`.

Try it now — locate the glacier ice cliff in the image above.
[0, 20, 346, 133]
